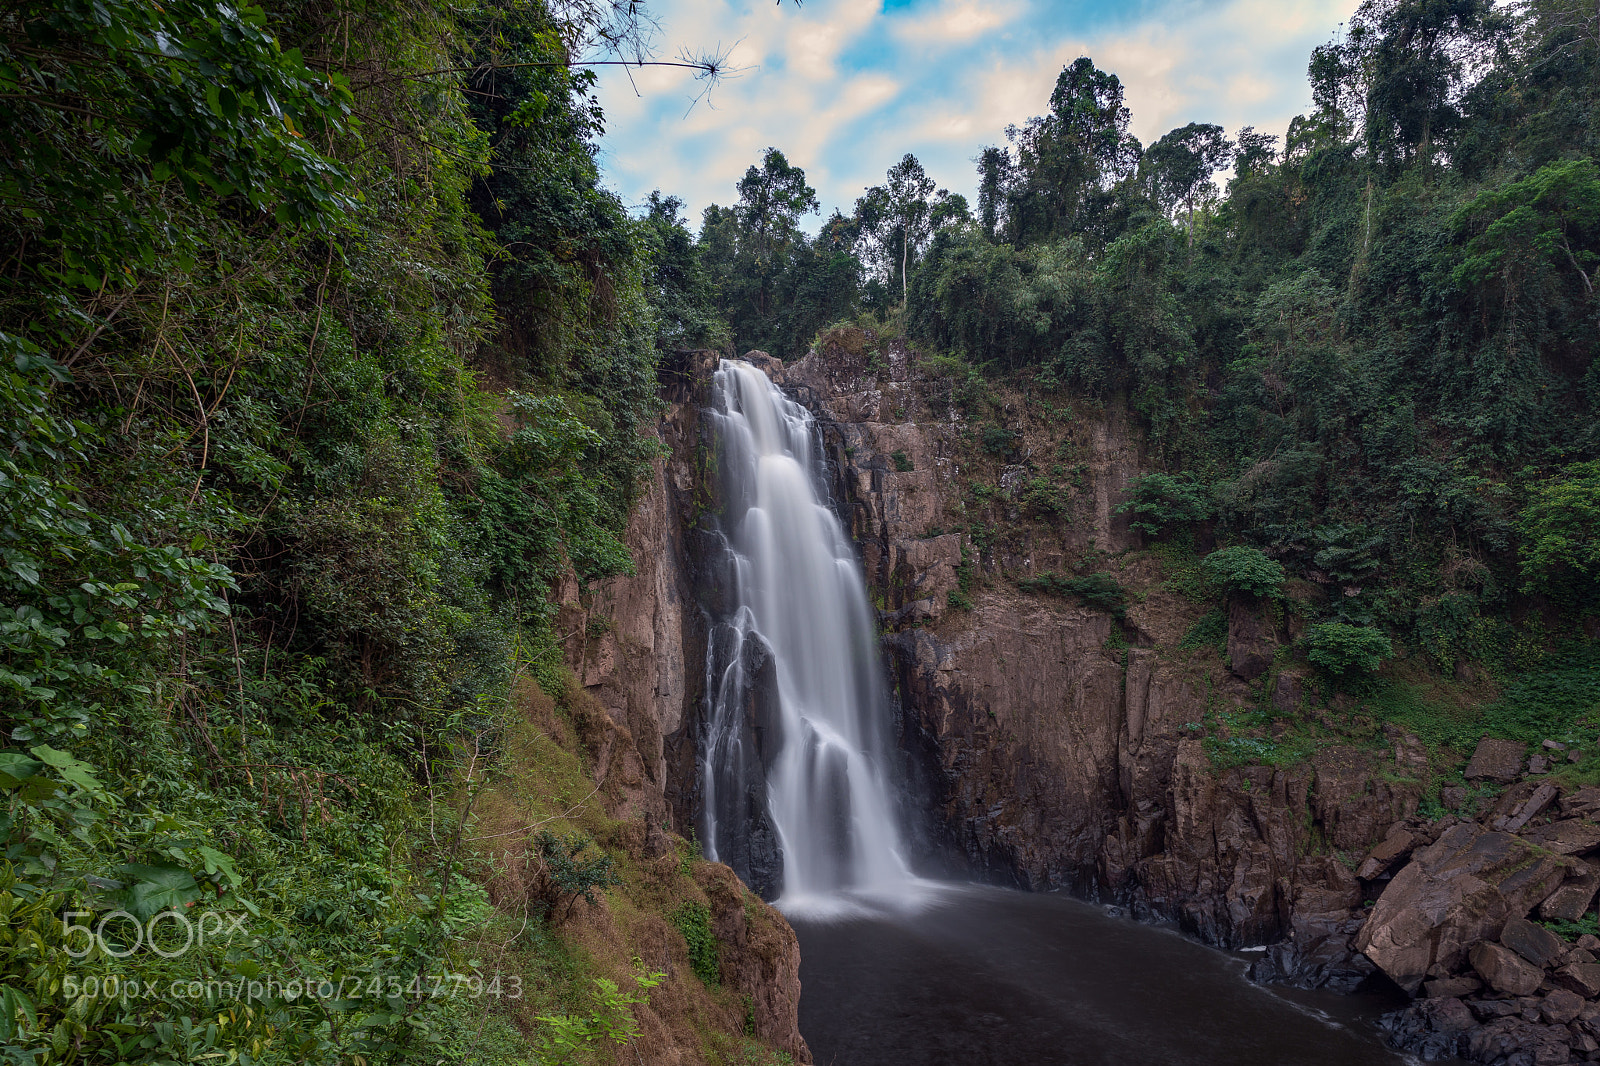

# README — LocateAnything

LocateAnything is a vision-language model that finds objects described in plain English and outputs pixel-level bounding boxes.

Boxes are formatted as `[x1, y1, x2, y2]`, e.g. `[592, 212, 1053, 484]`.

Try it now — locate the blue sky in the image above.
[592, 0, 1361, 229]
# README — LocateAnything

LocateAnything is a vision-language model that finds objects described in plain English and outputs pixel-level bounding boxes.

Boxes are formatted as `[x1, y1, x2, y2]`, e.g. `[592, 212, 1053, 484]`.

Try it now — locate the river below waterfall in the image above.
[793, 883, 1427, 1066]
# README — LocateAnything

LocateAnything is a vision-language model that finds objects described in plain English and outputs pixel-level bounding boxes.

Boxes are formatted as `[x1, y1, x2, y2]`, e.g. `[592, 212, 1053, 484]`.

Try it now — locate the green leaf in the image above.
[0, 753, 45, 790]
[197, 845, 240, 887]
[118, 862, 201, 917]
[29, 745, 102, 792]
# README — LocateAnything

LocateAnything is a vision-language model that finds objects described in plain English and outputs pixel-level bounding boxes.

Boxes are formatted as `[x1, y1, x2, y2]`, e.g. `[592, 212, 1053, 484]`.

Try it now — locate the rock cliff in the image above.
[546, 354, 811, 1064]
[772, 334, 1414, 971]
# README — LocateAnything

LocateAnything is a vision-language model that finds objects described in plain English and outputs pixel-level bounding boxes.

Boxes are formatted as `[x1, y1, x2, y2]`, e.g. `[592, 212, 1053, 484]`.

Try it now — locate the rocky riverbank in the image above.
[1357, 743, 1600, 1064]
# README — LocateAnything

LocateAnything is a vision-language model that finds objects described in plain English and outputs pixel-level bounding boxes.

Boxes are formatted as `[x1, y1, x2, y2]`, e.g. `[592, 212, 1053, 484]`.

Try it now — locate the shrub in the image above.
[979, 424, 1021, 459]
[1116, 472, 1211, 537]
[892, 450, 914, 472]
[1200, 546, 1286, 599]
[1306, 623, 1391, 676]
[529, 831, 622, 921]
[1018, 571, 1128, 620]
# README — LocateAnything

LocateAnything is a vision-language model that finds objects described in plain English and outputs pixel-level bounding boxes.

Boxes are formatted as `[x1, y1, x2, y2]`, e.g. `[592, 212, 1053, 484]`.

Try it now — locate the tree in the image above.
[885, 154, 937, 303]
[977, 145, 1011, 240]
[1141, 123, 1234, 242]
[730, 147, 819, 318]
[1518, 460, 1600, 594]
[855, 154, 938, 305]
[1309, 0, 1506, 168]
[1452, 158, 1600, 299]
[640, 191, 726, 354]
[986, 57, 1141, 246]
[1233, 126, 1279, 179]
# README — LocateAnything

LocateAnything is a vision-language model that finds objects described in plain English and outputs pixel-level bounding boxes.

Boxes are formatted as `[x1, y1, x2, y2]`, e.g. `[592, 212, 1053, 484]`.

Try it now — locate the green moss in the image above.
[670, 902, 721, 987]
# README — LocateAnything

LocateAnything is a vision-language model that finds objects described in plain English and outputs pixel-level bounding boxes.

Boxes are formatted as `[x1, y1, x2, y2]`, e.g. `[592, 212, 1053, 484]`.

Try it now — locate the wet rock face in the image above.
[701, 628, 785, 898]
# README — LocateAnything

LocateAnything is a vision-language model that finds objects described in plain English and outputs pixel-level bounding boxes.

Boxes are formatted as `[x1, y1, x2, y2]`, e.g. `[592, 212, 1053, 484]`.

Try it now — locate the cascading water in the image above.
[700, 359, 913, 911]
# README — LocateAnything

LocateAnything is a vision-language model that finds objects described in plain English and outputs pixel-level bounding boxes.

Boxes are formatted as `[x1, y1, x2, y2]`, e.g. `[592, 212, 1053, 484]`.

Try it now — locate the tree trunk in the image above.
[901, 223, 909, 305]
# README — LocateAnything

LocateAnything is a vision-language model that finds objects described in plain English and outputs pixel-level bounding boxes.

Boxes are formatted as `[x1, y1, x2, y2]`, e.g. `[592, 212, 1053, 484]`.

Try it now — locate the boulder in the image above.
[1377, 996, 1476, 1061]
[1499, 782, 1560, 832]
[1470, 940, 1545, 995]
[1503, 915, 1568, 968]
[1465, 1017, 1577, 1065]
[1355, 823, 1570, 993]
[1470, 999, 1522, 1020]
[1541, 860, 1600, 922]
[1555, 962, 1600, 998]
[741, 350, 784, 377]
[1356, 822, 1417, 881]
[1227, 599, 1275, 682]
[1441, 785, 1469, 811]
[1465, 737, 1528, 783]
[1524, 818, 1600, 855]
[1422, 975, 1482, 998]
[1543, 988, 1585, 1024]
[1562, 788, 1600, 818]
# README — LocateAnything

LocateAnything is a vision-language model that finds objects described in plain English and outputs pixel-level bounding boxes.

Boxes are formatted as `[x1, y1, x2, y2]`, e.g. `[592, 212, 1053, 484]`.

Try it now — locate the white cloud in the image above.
[891, 0, 1023, 44]
[592, 0, 1362, 225]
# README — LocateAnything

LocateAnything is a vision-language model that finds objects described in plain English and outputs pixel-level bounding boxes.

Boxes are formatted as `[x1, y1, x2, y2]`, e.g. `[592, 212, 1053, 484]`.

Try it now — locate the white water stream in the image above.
[701, 359, 917, 913]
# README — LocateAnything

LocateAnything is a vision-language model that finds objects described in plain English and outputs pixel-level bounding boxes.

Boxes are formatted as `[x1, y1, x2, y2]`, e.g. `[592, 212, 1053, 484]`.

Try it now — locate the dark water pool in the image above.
[792, 884, 1421, 1066]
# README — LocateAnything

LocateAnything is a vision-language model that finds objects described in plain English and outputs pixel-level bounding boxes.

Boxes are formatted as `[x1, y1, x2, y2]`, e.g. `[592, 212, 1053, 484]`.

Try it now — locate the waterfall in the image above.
[700, 359, 914, 911]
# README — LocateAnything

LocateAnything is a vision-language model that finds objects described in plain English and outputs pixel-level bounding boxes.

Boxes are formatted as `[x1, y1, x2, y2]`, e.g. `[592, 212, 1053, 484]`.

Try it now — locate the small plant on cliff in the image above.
[1306, 623, 1391, 678]
[892, 450, 914, 472]
[1179, 608, 1228, 653]
[1018, 571, 1128, 621]
[529, 830, 623, 922]
[1540, 914, 1600, 942]
[979, 423, 1021, 459]
[670, 902, 721, 986]
[1200, 546, 1286, 599]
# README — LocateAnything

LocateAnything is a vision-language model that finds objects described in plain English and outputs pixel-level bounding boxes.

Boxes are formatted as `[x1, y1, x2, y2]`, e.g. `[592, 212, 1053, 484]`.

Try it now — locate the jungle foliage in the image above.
[0, 0, 725, 1062]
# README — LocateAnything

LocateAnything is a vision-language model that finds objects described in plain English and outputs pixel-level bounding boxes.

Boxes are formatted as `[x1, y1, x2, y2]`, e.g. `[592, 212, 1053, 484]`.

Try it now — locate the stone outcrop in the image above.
[631, 341, 1600, 1065]
[751, 337, 1600, 1063]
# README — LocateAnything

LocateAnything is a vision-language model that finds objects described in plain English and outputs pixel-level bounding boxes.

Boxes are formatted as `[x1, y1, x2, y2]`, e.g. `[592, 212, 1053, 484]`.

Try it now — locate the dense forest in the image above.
[0, 0, 733, 1062]
[700, 0, 1599, 712]
[0, 0, 1597, 1061]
